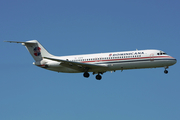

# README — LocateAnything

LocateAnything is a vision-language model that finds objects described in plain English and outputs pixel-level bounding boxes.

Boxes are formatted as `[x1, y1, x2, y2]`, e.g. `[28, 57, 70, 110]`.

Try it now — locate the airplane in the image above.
[5, 40, 177, 80]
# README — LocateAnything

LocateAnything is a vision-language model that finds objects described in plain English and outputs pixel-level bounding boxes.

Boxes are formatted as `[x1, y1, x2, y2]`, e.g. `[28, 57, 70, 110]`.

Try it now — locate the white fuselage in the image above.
[43, 49, 176, 73]
[6, 40, 177, 80]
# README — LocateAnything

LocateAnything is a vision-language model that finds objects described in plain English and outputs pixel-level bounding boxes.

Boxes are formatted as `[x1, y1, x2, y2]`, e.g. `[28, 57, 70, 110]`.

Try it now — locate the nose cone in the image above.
[174, 58, 177, 64]
[171, 57, 177, 65]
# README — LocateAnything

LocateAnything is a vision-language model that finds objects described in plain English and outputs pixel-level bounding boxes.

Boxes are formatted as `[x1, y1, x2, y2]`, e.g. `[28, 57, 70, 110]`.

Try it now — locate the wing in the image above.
[43, 57, 108, 72]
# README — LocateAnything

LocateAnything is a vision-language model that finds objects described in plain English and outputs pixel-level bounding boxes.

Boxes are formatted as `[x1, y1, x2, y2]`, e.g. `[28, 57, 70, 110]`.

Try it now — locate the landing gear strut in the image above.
[83, 72, 90, 78]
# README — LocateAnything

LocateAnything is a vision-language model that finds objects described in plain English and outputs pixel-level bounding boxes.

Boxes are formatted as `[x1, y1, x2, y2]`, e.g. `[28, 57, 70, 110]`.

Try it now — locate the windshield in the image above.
[157, 51, 167, 55]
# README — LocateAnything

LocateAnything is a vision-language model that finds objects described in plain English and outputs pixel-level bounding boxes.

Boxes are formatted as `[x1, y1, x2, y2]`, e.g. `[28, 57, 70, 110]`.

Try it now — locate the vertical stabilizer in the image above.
[5, 40, 53, 62]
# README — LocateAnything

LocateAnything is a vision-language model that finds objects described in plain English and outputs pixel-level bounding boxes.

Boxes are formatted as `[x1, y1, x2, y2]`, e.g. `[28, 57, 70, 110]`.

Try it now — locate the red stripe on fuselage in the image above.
[81, 56, 173, 63]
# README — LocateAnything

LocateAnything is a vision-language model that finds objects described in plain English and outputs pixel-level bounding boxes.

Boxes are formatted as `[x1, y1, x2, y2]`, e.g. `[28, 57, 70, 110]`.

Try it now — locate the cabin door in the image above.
[150, 53, 154, 61]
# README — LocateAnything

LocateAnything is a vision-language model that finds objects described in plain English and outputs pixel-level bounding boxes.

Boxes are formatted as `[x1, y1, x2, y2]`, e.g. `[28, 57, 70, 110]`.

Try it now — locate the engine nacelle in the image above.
[33, 60, 48, 68]
[46, 62, 60, 67]
[33, 60, 60, 68]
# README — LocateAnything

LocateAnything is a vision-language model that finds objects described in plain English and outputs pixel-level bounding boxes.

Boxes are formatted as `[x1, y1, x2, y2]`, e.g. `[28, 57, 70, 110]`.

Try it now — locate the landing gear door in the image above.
[150, 53, 154, 61]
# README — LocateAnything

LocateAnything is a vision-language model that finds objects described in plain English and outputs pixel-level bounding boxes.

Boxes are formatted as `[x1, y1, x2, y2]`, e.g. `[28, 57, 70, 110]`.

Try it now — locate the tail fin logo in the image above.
[34, 47, 41, 56]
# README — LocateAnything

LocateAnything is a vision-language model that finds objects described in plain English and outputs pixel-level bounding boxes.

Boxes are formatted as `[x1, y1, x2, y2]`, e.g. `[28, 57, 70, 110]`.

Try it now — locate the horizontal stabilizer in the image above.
[4, 41, 37, 44]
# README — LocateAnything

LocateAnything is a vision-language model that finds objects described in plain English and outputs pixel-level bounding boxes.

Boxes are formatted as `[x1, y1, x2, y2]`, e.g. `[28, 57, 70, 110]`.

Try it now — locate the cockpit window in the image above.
[157, 52, 167, 55]
[163, 53, 167, 55]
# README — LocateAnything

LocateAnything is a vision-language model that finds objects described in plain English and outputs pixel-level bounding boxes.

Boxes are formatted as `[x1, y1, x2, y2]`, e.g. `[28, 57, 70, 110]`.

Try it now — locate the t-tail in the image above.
[5, 40, 54, 67]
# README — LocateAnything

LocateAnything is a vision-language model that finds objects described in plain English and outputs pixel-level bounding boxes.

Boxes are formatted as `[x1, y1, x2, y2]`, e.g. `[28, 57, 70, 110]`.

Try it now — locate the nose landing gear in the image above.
[164, 69, 168, 74]
[164, 66, 169, 74]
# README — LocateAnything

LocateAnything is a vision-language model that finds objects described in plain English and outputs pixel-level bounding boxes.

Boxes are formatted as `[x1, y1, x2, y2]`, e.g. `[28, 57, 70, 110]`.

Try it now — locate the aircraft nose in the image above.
[174, 58, 177, 63]
[172, 58, 177, 64]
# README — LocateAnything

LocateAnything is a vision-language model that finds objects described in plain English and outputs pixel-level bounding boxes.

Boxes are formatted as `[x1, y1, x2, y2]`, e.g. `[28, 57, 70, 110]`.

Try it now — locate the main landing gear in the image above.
[96, 74, 102, 80]
[83, 72, 103, 80]
[83, 72, 90, 78]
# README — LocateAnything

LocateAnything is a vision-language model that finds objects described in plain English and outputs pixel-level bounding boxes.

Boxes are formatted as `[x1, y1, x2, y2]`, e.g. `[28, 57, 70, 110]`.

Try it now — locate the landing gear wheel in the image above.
[83, 72, 90, 78]
[96, 74, 102, 80]
[164, 70, 168, 74]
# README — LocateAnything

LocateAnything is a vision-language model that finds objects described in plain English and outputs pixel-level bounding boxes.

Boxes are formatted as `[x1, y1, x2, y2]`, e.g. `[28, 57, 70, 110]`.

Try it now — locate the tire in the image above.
[164, 70, 168, 74]
[83, 72, 90, 78]
[96, 74, 102, 80]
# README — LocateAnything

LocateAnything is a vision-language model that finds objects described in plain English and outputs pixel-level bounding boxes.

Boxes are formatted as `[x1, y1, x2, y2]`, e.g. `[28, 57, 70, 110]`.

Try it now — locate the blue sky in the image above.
[1, 0, 180, 120]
